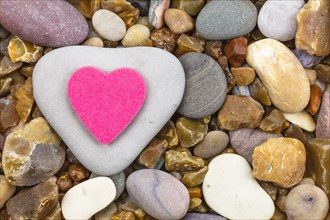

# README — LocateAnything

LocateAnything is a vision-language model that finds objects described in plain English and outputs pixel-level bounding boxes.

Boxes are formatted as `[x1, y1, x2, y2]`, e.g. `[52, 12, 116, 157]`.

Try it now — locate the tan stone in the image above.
[295, 0, 330, 56]
[164, 9, 194, 35]
[15, 77, 34, 122]
[182, 166, 208, 187]
[252, 138, 306, 188]
[122, 24, 151, 47]
[231, 66, 256, 86]
[137, 138, 168, 168]
[187, 187, 202, 198]
[189, 198, 202, 211]
[82, 37, 104, 47]
[165, 150, 205, 172]
[7, 36, 43, 63]
[176, 117, 208, 148]
[305, 69, 317, 85]
[0, 175, 16, 209]
[247, 39, 310, 113]
[156, 120, 179, 148]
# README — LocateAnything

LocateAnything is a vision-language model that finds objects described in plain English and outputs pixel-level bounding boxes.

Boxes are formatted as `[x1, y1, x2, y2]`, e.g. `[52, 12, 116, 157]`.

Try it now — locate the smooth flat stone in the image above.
[61, 177, 116, 220]
[196, 0, 257, 40]
[33, 46, 185, 175]
[258, 0, 305, 41]
[182, 213, 226, 220]
[177, 52, 227, 118]
[283, 111, 316, 132]
[0, 0, 88, 47]
[126, 169, 189, 219]
[246, 38, 310, 113]
[203, 154, 275, 219]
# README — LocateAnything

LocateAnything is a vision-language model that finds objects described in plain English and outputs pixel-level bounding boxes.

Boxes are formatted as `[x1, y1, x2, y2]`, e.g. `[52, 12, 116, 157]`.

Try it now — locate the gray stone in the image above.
[149, 0, 170, 29]
[178, 52, 227, 118]
[231, 85, 251, 96]
[229, 128, 282, 163]
[316, 91, 330, 139]
[126, 169, 189, 220]
[91, 172, 126, 199]
[0, 25, 9, 39]
[194, 130, 229, 159]
[182, 213, 227, 220]
[33, 46, 185, 175]
[0, 175, 16, 209]
[196, 0, 257, 40]
[258, 0, 304, 41]
[293, 49, 324, 68]
[0, 0, 88, 47]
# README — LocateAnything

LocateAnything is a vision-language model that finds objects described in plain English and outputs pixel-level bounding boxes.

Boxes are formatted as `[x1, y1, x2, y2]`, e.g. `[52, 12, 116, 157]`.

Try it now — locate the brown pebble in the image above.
[57, 172, 73, 192]
[306, 84, 323, 115]
[68, 163, 90, 182]
[150, 27, 178, 53]
[224, 37, 248, 67]
[231, 66, 256, 85]
[164, 8, 194, 35]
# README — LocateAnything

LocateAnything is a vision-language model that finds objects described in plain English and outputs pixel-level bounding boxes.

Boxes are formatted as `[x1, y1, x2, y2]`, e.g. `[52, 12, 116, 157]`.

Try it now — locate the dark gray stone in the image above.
[0, 0, 88, 47]
[128, 0, 149, 15]
[182, 213, 227, 220]
[196, 0, 257, 40]
[178, 52, 227, 118]
[229, 128, 282, 163]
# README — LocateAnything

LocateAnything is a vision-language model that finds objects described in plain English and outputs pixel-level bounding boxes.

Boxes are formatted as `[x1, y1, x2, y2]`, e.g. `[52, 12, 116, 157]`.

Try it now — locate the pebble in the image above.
[203, 154, 275, 219]
[175, 34, 205, 56]
[44, 202, 61, 220]
[283, 111, 316, 132]
[0, 98, 20, 132]
[306, 84, 323, 115]
[15, 77, 34, 122]
[293, 49, 324, 68]
[229, 128, 282, 163]
[182, 166, 208, 188]
[314, 63, 330, 83]
[0, 55, 22, 77]
[295, 0, 330, 56]
[196, 0, 257, 40]
[0, 175, 16, 209]
[128, 0, 149, 16]
[285, 184, 329, 220]
[0, 0, 88, 47]
[177, 52, 227, 118]
[137, 16, 154, 30]
[176, 117, 208, 148]
[82, 37, 104, 47]
[165, 149, 205, 172]
[33, 46, 185, 175]
[156, 120, 179, 148]
[257, 0, 304, 41]
[94, 202, 117, 220]
[62, 177, 116, 220]
[0, 25, 9, 39]
[218, 95, 265, 130]
[249, 77, 271, 106]
[252, 138, 306, 188]
[194, 130, 229, 159]
[137, 138, 168, 168]
[246, 38, 310, 113]
[164, 9, 194, 35]
[150, 27, 178, 53]
[259, 109, 289, 134]
[148, 0, 170, 29]
[284, 124, 308, 145]
[91, 172, 126, 199]
[231, 85, 251, 96]
[306, 138, 330, 200]
[126, 169, 189, 219]
[7, 36, 43, 63]
[92, 9, 126, 42]
[2, 117, 64, 186]
[224, 37, 248, 67]
[6, 177, 59, 220]
[316, 91, 330, 138]
[122, 24, 151, 47]
[182, 213, 226, 220]
[231, 66, 256, 86]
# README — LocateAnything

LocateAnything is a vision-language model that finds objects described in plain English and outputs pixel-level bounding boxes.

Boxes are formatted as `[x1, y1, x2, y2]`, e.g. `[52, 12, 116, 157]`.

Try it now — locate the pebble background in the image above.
[0, 0, 329, 219]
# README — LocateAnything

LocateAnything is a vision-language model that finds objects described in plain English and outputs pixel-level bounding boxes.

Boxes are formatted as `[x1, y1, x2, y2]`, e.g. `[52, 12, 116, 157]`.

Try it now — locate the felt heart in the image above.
[67, 67, 146, 144]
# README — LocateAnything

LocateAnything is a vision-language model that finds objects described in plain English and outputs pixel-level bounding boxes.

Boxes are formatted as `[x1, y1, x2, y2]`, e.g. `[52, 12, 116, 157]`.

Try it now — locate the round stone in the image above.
[126, 169, 189, 219]
[82, 37, 104, 47]
[177, 52, 227, 118]
[121, 24, 151, 47]
[258, 0, 305, 41]
[203, 154, 275, 219]
[193, 130, 229, 159]
[92, 9, 126, 41]
[283, 111, 316, 132]
[196, 0, 257, 40]
[164, 8, 194, 34]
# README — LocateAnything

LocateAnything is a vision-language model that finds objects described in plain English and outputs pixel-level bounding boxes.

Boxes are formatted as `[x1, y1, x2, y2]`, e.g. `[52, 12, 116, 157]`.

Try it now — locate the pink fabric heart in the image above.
[67, 66, 147, 144]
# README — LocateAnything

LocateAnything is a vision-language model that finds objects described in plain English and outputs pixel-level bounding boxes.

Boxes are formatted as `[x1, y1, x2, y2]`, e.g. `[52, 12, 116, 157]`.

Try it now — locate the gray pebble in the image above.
[231, 85, 251, 96]
[293, 49, 324, 68]
[182, 213, 227, 220]
[178, 52, 227, 118]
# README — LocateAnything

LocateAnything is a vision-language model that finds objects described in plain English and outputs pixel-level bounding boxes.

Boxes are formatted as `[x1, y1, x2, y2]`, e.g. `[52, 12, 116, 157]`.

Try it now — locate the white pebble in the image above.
[283, 110, 316, 132]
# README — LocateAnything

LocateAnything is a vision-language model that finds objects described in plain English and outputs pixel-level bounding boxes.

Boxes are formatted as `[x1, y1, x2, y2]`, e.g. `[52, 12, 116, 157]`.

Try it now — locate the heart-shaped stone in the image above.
[33, 46, 185, 175]
[68, 67, 146, 144]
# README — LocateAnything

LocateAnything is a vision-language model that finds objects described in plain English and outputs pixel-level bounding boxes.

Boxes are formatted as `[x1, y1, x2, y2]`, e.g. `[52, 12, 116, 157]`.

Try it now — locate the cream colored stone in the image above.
[246, 39, 310, 113]
[305, 69, 317, 85]
[122, 24, 151, 47]
[0, 175, 16, 208]
[82, 37, 104, 47]
[283, 111, 316, 132]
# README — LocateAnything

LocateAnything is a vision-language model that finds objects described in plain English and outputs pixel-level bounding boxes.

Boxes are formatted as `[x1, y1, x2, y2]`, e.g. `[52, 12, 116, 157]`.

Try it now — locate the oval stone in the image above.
[61, 177, 116, 220]
[246, 39, 310, 113]
[0, 0, 88, 47]
[196, 0, 257, 40]
[203, 154, 275, 219]
[178, 52, 227, 118]
[126, 169, 189, 220]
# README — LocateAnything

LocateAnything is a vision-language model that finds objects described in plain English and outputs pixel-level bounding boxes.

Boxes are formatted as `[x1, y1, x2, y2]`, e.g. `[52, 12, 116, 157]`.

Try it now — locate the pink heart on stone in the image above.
[67, 66, 147, 144]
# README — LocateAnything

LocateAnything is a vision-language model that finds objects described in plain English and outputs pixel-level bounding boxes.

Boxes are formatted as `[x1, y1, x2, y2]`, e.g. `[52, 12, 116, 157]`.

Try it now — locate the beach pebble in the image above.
[194, 130, 229, 159]
[285, 184, 329, 220]
[82, 37, 104, 47]
[92, 9, 126, 41]
[177, 52, 227, 118]
[316, 91, 330, 138]
[0, 0, 88, 47]
[0, 175, 16, 209]
[247, 38, 310, 113]
[122, 24, 151, 47]
[149, 0, 170, 29]
[203, 154, 275, 219]
[182, 213, 226, 220]
[128, 0, 149, 15]
[196, 0, 257, 40]
[293, 49, 323, 68]
[61, 177, 116, 220]
[126, 169, 189, 219]
[224, 37, 248, 67]
[90, 172, 126, 199]
[252, 138, 306, 188]
[176, 117, 208, 148]
[33, 46, 185, 175]
[258, 0, 304, 41]
[229, 128, 282, 163]
[165, 149, 205, 172]
[283, 111, 316, 132]
[164, 8, 194, 35]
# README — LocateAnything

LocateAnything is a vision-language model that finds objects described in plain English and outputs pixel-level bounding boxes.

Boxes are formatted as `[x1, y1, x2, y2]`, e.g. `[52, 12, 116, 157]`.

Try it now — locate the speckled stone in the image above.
[126, 169, 189, 220]
[229, 128, 282, 163]
[316, 91, 330, 138]
[177, 52, 227, 118]
[196, 0, 257, 40]
[0, 0, 88, 47]
[148, 0, 170, 29]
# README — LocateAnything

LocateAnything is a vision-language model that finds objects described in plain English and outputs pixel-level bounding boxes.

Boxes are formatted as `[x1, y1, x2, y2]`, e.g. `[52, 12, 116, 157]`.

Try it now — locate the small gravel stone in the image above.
[224, 37, 248, 67]
[164, 8, 194, 35]
[165, 149, 205, 172]
[82, 37, 104, 47]
[148, 0, 170, 29]
[150, 27, 178, 53]
[293, 49, 324, 68]
[0, 175, 16, 209]
[316, 91, 330, 138]
[122, 24, 151, 47]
